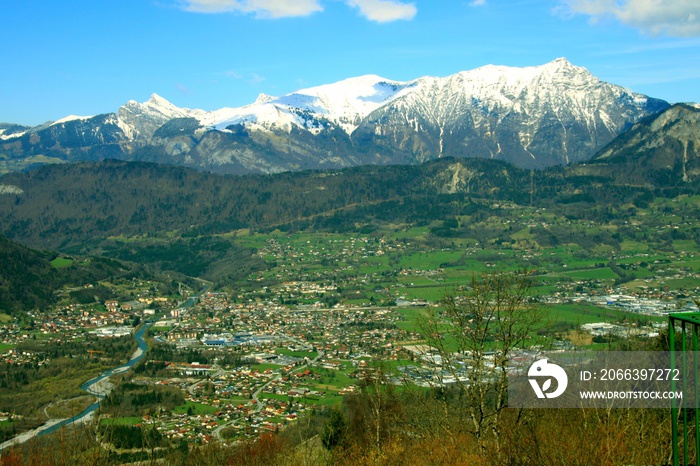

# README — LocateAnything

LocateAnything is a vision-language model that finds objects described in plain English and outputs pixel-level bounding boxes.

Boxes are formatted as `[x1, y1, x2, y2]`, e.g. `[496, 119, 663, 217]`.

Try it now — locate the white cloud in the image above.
[560, 0, 700, 37]
[345, 0, 417, 22]
[470, 0, 486, 6]
[249, 73, 266, 84]
[178, 0, 417, 22]
[223, 70, 266, 83]
[180, 0, 323, 18]
[224, 70, 243, 79]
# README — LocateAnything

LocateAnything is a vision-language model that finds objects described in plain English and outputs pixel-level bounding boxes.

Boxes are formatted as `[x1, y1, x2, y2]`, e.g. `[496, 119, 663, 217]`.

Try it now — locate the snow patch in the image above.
[0, 130, 26, 140]
[0, 185, 23, 195]
[51, 115, 93, 126]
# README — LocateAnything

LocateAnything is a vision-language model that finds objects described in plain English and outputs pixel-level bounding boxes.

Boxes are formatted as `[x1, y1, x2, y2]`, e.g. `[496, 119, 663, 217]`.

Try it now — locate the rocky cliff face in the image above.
[576, 104, 700, 185]
[352, 58, 668, 168]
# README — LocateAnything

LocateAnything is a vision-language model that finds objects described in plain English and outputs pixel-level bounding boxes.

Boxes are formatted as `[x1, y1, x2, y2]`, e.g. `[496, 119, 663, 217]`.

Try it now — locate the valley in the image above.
[1, 171, 698, 460]
[2, 0, 699, 462]
[0, 69, 698, 466]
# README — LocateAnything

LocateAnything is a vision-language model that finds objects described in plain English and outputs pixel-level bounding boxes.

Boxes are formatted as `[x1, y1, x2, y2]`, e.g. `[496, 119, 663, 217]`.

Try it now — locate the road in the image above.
[186, 365, 226, 395]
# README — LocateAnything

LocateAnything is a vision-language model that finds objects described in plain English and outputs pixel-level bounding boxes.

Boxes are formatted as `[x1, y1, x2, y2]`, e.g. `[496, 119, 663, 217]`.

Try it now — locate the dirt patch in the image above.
[567, 330, 592, 346]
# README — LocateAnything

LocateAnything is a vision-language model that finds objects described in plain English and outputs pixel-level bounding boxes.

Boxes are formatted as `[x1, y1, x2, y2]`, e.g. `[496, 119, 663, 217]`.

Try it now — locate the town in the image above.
[2, 208, 699, 450]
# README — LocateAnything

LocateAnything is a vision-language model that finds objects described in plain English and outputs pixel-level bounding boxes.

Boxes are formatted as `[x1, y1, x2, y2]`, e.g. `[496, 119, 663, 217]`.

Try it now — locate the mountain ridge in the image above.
[571, 103, 700, 186]
[1, 132, 697, 254]
[0, 58, 671, 173]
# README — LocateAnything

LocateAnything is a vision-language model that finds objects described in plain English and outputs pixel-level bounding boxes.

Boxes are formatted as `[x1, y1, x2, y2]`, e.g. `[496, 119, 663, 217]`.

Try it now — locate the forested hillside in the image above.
[0, 236, 155, 315]
[1, 152, 697, 251]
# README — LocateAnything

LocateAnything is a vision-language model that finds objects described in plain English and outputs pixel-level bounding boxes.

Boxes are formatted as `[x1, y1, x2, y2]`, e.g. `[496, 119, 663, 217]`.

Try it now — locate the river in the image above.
[0, 287, 207, 451]
[0, 322, 152, 450]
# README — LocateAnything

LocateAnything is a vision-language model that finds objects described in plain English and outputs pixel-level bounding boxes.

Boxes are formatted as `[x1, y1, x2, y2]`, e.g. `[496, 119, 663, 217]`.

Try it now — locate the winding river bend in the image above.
[0, 322, 152, 450]
[0, 289, 205, 451]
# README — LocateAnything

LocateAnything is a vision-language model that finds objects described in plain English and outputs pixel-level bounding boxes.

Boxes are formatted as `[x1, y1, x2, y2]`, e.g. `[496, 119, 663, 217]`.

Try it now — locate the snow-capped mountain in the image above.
[200, 75, 417, 135]
[0, 58, 670, 174]
[117, 94, 207, 141]
[351, 58, 669, 167]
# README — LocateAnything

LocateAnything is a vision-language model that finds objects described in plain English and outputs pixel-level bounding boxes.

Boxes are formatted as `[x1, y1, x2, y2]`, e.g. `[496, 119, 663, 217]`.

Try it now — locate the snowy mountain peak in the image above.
[251, 74, 417, 133]
[546, 57, 573, 67]
[203, 73, 418, 135]
[453, 57, 591, 87]
[142, 94, 192, 117]
[116, 94, 205, 141]
[39, 59, 626, 143]
[292, 74, 411, 102]
[146, 93, 175, 108]
[255, 93, 277, 104]
[539, 57, 593, 78]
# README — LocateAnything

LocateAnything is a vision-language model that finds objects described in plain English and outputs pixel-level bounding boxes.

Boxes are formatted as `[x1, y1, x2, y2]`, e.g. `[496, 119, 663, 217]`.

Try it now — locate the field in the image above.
[50, 257, 74, 268]
[0, 343, 14, 354]
[220, 396, 251, 406]
[561, 267, 618, 280]
[249, 363, 285, 371]
[173, 401, 219, 416]
[259, 392, 347, 407]
[544, 303, 662, 325]
[274, 348, 318, 359]
[228, 200, 700, 314]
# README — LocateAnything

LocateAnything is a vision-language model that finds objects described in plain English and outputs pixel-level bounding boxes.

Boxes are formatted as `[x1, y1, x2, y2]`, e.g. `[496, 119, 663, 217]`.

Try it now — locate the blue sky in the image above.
[2, 0, 699, 125]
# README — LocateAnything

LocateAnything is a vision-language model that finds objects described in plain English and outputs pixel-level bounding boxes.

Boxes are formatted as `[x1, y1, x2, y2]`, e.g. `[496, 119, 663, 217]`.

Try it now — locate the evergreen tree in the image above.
[321, 408, 346, 450]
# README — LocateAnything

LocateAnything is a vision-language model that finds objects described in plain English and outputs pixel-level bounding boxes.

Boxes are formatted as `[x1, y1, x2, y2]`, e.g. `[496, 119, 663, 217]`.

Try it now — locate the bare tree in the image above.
[418, 271, 546, 454]
[345, 360, 400, 460]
